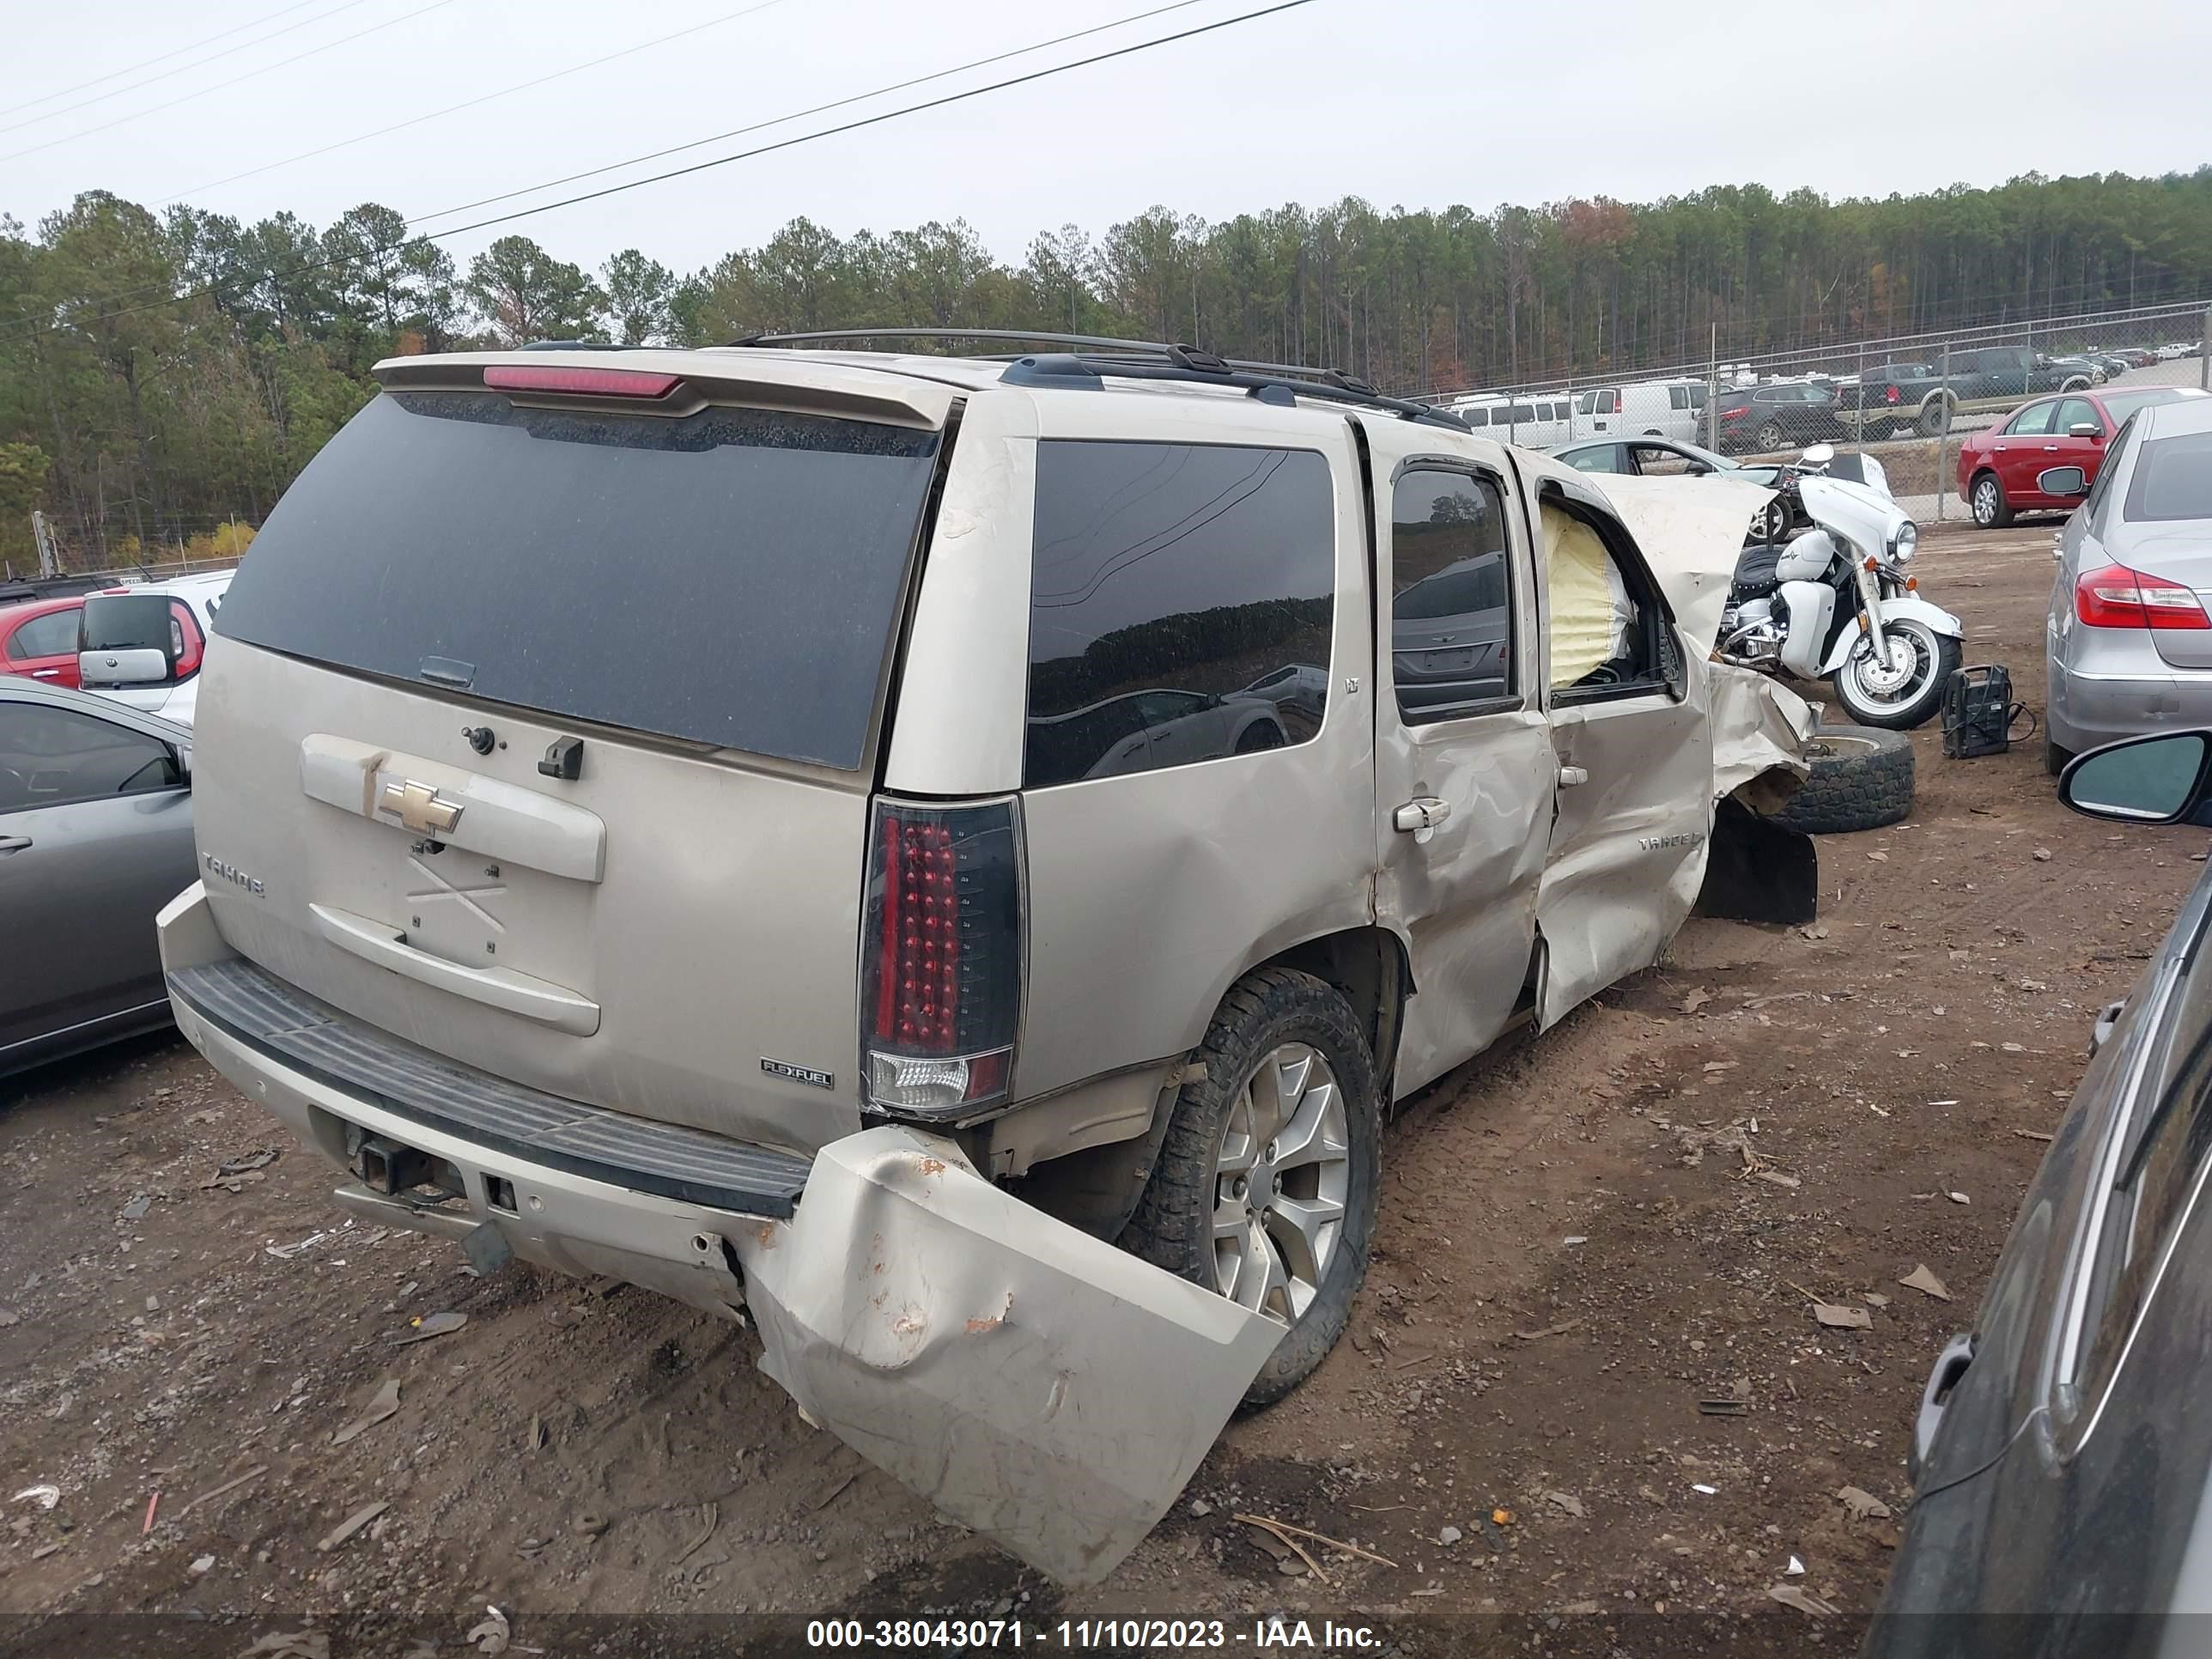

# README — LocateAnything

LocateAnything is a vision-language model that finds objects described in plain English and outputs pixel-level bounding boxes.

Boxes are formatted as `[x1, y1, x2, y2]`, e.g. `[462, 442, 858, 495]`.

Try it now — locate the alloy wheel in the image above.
[1211, 1042, 1351, 1324]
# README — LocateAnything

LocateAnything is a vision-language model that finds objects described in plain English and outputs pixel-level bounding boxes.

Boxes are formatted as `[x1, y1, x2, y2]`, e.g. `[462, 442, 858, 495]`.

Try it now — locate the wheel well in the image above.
[1970, 466, 1998, 488]
[1259, 927, 1409, 1094]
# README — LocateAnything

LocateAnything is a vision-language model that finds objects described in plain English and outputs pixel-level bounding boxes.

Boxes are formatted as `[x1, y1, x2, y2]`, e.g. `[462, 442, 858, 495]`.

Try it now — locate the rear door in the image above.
[3, 605, 82, 688]
[192, 363, 957, 1157]
[1525, 472, 1710, 1022]
[1368, 426, 1553, 1097]
[0, 694, 193, 1058]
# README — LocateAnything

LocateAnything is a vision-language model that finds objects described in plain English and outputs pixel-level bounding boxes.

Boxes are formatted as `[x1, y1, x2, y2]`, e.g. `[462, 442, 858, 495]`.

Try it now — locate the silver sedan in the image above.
[2047, 396, 2212, 774]
[0, 679, 197, 1077]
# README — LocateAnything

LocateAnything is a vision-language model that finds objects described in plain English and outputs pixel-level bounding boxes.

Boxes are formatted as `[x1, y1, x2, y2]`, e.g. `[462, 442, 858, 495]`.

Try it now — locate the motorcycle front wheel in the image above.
[1829, 617, 1961, 730]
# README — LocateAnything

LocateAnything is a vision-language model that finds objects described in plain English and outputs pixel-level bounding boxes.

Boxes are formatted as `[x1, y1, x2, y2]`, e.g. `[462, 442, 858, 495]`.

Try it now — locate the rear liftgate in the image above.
[732, 1126, 1283, 1586]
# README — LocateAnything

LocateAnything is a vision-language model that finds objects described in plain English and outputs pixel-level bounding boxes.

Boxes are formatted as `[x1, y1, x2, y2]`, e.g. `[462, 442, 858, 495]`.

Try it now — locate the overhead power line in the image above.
[0, 0, 344, 120]
[0, 0, 458, 165]
[0, 0, 1321, 343]
[410, 0, 1322, 242]
[407, 0, 1217, 230]
[160, 0, 794, 204]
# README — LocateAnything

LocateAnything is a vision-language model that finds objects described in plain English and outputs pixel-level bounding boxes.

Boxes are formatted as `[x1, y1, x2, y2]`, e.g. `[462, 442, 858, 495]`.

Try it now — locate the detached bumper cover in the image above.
[733, 1127, 1281, 1585]
[158, 884, 1279, 1586]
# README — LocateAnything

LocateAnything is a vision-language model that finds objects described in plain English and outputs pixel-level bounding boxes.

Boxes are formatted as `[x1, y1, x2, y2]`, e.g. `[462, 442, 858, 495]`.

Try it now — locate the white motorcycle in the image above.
[1716, 446, 1963, 730]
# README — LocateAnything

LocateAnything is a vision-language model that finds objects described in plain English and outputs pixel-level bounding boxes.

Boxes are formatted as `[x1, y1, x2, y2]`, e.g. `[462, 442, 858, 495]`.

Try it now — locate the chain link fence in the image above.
[1416, 298, 2212, 528]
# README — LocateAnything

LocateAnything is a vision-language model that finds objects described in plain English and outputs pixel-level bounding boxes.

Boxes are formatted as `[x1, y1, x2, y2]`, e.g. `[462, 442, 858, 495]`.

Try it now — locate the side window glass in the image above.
[2057, 398, 2102, 436]
[1668, 386, 1690, 410]
[1542, 497, 1665, 697]
[1565, 447, 1622, 475]
[1597, 390, 1619, 415]
[1462, 407, 1488, 428]
[1631, 447, 1698, 477]
[1389, 469, 1515, 724]
[0, 702, 181, 812]
[1573, 392, 1595, 416]
[2075, 936, 2212, 1410]
[1025, 441, 1335, 788]
[7, 611, 78, 661]
[2086, 414, 2136, 533]
[2008, 403, 2057, 436]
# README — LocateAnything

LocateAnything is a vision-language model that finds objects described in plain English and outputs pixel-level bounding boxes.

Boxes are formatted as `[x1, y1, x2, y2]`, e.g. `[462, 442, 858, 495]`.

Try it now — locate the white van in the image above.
[1571, 380, 1706, 444]
[1449, 392, 1576, 447]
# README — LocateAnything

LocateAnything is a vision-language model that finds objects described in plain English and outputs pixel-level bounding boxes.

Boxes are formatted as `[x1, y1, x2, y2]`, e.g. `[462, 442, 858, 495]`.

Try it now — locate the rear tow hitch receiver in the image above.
[346, 1128, 458, 1199]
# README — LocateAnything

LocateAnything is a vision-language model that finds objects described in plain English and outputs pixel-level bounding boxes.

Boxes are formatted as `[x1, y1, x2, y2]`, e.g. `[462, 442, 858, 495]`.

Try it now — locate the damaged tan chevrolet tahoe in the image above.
[157, 332, 1813, 1584]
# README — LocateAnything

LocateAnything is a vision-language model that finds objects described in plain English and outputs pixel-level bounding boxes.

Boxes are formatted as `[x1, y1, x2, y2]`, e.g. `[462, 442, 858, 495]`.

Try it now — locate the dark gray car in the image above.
[1869, 728, 2212, 1655]
[0, 680, 195, 1077]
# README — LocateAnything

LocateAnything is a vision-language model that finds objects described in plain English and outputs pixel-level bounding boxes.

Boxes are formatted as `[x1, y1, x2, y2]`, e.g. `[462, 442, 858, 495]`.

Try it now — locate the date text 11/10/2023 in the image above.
[805, 1617, 1382, 1650]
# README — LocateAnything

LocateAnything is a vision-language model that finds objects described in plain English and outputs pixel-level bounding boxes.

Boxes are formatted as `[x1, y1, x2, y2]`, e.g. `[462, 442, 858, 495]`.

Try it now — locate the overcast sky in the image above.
[8, 0, 2209, 279]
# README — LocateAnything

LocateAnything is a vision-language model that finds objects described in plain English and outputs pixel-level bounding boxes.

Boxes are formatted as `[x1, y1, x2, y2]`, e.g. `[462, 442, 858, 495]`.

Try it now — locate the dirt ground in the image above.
[4, 520, 2202, 1656]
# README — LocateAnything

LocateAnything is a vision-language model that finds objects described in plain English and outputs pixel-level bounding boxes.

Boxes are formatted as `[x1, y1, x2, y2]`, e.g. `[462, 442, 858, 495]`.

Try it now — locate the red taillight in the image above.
[482, 364, 681, 399]
[2076, 562, 2212, 630]
[1885, 386, 1901, 405]
[1722, 406, 1749, 422]
[861, 798, 1023, 1120]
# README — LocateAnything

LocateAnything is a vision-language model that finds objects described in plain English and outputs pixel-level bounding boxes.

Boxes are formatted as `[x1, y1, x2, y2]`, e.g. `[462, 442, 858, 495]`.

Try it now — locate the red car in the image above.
[1958, 385, 2212, 528]
[0, 595, 88, 688]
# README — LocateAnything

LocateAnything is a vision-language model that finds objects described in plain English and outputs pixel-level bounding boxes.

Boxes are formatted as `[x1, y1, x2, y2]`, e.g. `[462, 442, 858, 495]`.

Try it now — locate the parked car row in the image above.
[1, 569, 233, 722]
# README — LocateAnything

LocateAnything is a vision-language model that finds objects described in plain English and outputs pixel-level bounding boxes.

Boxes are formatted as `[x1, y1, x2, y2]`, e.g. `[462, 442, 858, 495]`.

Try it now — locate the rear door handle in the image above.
[0, 836, 30, 854]
[1911, 1332, 1977, 1481]
[29, 668, 60, 678]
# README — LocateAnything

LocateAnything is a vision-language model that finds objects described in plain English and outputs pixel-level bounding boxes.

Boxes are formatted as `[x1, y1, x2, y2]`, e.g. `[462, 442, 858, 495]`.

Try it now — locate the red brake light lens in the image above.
[2076, 562, 2211, 630]
[482, 364, 681, 399]
[860, 798, 1023, 1120]
[1885, 386, 1901, 404]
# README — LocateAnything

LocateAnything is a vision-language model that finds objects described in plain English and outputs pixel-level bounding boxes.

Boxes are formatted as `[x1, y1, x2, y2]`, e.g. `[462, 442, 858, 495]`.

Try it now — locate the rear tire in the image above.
[1920, 399, 1952, 438]
[1120, 968, 1380, 1410]
[1971, 471, 2011, 529]
[2045, 737, 2076, 777]
[1769, 724, 1917, 834]
[1756, 421, 1788, 451]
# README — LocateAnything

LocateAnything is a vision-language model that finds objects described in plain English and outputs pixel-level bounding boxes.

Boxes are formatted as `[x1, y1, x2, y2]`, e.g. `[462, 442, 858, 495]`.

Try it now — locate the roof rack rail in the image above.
[721, 327, 1468, 430]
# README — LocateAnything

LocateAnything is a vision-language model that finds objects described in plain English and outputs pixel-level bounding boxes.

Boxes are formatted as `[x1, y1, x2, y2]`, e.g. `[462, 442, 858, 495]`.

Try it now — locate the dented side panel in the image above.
[732, 1127, 1279, 1586]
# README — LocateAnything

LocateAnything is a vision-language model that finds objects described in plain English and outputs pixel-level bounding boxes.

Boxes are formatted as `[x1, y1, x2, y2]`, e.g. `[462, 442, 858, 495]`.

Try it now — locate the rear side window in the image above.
[1389, 469, 1514, 723]
[1461, 407, 1489, 428]
[2008, 402, 2058, 437]
[2125, 430, 2212, 523]
[214, 392, 941, 770]
[1024, 441, 1334, 788]
[6, 609, 76, 661]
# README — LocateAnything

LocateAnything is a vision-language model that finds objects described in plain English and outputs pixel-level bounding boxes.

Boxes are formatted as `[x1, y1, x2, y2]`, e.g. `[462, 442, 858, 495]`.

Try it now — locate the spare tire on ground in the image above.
[1768, 722, 1916, 835]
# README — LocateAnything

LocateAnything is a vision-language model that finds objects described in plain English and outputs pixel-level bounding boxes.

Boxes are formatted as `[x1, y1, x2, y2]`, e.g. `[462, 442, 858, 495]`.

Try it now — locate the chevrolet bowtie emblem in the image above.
[380, 778, 465, 836]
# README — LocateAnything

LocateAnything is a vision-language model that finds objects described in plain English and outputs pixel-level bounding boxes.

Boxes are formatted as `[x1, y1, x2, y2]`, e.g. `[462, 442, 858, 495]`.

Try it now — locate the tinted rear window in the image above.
[2125, 429, 2212, 523]
[82, 594, 177, 652]
[214, 392, 940, 769]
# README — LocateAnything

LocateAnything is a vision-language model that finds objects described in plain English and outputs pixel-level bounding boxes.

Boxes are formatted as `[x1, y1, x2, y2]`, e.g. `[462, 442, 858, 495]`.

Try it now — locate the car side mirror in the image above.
[77, 646, 171, 687]
[2062, 732, 2212, 824]
[2037, 465, 2090, 499]
[1800, 442, 1836, 466]
[2069, 423, 2102, 441]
